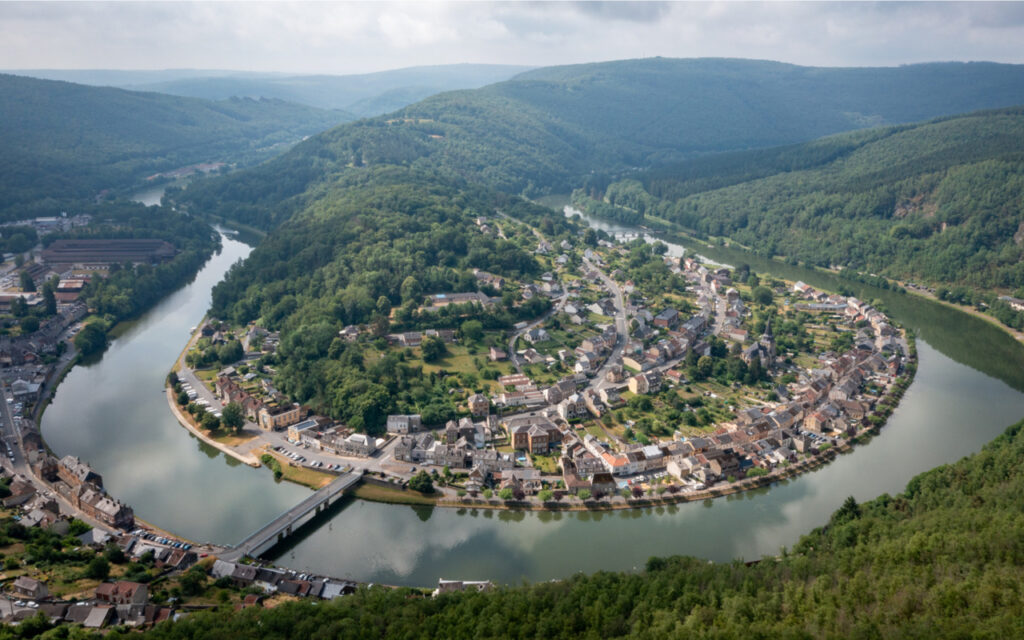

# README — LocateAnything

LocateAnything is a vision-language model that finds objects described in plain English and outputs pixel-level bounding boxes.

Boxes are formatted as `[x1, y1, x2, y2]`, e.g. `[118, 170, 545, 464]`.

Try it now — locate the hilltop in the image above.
[177, 58, 1024, 230]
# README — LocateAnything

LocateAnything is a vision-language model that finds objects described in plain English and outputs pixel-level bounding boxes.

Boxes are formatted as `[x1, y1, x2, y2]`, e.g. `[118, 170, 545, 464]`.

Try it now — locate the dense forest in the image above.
[175, 58, 1024, 231]
[576, 107, 1024, 293]
[207, 167, 569, 431]
[0, 73, 351, 220]
[71, 417, 1010, 637]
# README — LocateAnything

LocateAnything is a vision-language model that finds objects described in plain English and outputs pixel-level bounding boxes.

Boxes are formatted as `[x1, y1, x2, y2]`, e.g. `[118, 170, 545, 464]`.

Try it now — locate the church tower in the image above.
[759, 318, 776, 362]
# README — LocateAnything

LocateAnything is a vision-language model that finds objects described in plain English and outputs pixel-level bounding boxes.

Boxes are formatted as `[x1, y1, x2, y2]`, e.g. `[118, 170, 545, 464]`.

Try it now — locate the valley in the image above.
[3, 50, 1024, 635]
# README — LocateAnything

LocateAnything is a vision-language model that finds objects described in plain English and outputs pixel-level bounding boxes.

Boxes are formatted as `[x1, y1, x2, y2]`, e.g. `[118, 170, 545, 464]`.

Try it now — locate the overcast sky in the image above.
[4, 1, 1024, 74]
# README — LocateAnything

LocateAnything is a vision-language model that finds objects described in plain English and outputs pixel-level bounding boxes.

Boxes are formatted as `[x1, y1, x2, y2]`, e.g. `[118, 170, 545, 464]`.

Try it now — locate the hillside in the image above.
[0, 73, 351, 220]
[580, 107, 1024, 291]
[138, 418, 1024, 637]
[177, 58, 1024, 230]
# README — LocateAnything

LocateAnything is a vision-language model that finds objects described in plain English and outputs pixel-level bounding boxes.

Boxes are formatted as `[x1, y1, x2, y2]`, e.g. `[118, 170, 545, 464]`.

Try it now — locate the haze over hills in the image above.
[178, 57, 1024, 230]
[0, 73, 351, 220]
[7, 63, 534, 117]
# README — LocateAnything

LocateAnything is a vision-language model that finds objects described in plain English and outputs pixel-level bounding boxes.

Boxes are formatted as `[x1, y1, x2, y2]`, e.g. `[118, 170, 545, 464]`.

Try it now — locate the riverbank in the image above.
[900, 285, 1024, 343]
[165, 387, 260, 467]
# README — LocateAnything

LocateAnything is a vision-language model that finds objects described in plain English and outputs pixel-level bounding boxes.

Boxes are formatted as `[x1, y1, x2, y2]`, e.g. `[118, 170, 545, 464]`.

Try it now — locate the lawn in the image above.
[410, 344, 515, 391]
[530, 454, 559, 474]
[263, 449, 334, 489]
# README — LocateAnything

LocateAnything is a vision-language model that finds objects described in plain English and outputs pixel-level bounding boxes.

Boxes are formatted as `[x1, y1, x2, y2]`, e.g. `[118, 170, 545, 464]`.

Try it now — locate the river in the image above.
[38, 190, 1024, 586]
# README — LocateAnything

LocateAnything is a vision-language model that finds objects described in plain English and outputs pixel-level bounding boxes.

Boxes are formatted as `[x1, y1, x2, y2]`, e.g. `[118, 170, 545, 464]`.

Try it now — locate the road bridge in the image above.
[225, 470, 362, 560]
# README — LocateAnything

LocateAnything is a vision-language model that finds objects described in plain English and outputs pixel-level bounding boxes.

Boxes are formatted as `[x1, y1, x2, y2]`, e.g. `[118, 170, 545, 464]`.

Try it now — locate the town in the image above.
[175, 214, 912, 509]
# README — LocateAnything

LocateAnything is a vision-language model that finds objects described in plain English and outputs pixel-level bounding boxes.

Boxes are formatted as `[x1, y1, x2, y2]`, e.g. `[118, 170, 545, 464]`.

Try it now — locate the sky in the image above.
[3, 1, 1024, 74]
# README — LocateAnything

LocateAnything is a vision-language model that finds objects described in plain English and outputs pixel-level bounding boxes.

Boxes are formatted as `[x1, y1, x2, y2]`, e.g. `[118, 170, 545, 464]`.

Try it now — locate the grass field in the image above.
[352, 482, 439, 505]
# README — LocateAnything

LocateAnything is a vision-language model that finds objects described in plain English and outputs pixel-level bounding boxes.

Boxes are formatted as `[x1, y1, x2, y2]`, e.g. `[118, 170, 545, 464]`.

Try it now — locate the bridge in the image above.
[224, 470, 362, 560]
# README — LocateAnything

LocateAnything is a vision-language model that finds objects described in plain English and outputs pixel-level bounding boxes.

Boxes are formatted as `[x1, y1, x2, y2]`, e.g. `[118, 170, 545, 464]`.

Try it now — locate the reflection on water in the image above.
[41, 234, 310, 545]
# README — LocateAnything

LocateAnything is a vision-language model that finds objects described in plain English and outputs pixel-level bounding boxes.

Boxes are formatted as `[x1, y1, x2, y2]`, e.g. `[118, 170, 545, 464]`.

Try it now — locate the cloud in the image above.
[2, 1, 1024, 74]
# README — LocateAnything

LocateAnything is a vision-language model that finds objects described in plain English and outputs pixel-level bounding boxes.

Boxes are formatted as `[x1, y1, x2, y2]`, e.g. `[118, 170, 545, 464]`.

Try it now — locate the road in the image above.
[507, 292, 569, 374]
[582, 256, 629, 391]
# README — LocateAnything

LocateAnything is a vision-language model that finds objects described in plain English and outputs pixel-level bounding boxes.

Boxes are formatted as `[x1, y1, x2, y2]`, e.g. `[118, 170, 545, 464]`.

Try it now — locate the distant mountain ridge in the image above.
[0, 73, 351, 219]
[7, 64, 535, 117]
[178, 57, 1024, 230]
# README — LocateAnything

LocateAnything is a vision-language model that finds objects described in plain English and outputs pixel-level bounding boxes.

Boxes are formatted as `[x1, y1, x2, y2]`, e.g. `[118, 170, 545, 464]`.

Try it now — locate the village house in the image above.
[467, 393, 490, 417]
[628, 371, 662, 395]
[258, 404, 303, 431]
[95, 582, 148, 606]
[558, 393, 588, 421]
[11, 576, 49, 601]
[58, 455, 102, 489]
[488, 346, 507, 361]
[386, 414, 423, 434]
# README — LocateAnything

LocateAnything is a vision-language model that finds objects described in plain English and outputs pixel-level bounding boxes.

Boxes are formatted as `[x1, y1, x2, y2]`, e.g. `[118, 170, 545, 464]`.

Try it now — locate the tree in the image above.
[696, 355, 713, 380]
[578, 489, 592, 500]
[42, 284, 56, 315]
[421, 335, 447, 362]
[179, 566, 208, 597]
[408, 470, 434, 494]
[19, 270, 35, 292]
[10, 297, 27, 318]
[20, 316, 39, 334]
[177, 390, 189, 406]
[400, 276, 422, 305]
[498, 488, 515, 501]
[460, 319, 484, 343]
[538, 489, 553, 502]
[217, 339, 244, 365]
[201, 412, 221, 432]
[375, 295, 392, 317]
[84, 555, 110, 580]
[222, 402, 245, 433]
[104, 544, 126, 564]
[752, 286, 773, 306]
[74, 323, 107, 356]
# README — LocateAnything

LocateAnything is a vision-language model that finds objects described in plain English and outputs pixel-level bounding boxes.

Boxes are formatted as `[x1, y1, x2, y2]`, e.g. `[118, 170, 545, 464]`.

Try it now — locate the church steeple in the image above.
[760, 317, 776, 361]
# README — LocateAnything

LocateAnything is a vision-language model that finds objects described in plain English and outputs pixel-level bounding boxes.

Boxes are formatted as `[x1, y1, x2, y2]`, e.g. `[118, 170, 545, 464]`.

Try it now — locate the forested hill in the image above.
[0, 73, 351, 219]
[177, 57, 1024, 230]
[582, 106, 1024, 291]
[141, 418, 1024, 637]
